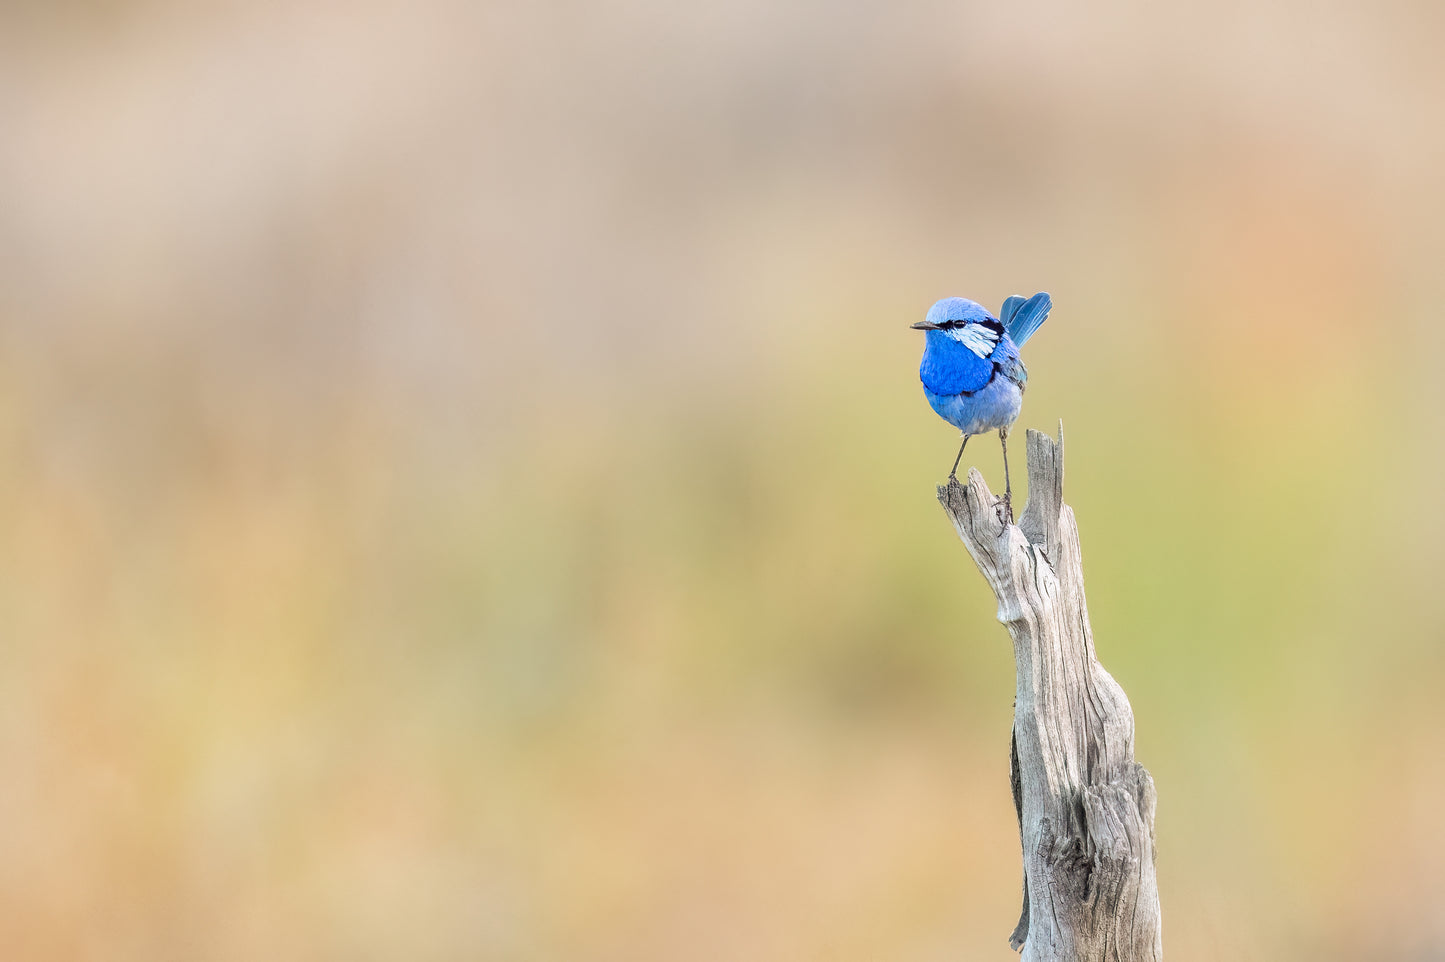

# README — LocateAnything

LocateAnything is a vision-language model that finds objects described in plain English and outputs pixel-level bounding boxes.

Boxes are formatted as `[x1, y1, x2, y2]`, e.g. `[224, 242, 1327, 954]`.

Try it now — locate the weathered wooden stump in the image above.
[937, 425, 1161, 961]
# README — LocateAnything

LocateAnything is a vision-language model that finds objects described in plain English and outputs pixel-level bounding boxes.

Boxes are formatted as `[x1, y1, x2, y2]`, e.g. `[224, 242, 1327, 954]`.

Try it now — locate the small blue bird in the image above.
[912, 292, 1053, 519]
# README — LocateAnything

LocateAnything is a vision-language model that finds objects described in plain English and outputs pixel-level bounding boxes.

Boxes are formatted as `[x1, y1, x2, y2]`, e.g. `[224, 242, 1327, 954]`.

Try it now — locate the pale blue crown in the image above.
[925, 297, 996, 327]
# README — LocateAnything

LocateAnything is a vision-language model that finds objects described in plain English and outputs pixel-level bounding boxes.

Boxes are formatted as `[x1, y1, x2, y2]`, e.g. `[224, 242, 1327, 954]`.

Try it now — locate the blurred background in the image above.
[1, 0, 1443, 959]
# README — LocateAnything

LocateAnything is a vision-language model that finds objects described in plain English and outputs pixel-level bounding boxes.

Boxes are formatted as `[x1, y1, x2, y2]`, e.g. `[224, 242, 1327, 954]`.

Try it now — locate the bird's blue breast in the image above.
[919, 329, 994, 395]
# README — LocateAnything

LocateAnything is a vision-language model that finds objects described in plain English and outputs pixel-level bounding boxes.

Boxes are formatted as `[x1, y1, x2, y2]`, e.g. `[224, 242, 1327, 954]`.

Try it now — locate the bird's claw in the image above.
[996, 492, 1013, 526]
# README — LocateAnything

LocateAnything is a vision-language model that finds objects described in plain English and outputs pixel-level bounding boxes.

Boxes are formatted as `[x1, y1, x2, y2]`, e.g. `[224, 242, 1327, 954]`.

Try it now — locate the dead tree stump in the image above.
[937, 425, 1162, 961]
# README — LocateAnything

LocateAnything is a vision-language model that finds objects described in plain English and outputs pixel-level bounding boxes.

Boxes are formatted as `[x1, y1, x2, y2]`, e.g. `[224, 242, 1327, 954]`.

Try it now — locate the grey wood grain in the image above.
[937, 424, 1161, 961]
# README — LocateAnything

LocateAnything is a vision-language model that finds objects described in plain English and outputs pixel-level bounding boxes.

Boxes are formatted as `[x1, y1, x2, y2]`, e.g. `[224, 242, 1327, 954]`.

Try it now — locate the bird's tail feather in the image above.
[1001, 292, 1052, 346]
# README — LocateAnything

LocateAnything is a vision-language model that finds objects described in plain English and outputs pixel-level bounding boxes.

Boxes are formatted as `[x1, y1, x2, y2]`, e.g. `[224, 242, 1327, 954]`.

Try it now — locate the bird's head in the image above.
[910, 297, 996, 331]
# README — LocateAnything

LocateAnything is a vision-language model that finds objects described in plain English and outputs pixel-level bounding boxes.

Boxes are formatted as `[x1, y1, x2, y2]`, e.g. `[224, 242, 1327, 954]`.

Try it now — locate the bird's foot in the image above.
[995, 491, 1013, 526]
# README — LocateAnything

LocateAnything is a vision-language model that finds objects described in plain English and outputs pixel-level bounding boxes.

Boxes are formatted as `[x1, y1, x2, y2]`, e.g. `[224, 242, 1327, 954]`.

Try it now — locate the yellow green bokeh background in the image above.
[2, 2, 1444, 959]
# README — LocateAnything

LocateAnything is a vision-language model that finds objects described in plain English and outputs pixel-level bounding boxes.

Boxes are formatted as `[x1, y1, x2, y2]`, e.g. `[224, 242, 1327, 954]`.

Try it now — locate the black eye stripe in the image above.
[940, 317, 1002, 332]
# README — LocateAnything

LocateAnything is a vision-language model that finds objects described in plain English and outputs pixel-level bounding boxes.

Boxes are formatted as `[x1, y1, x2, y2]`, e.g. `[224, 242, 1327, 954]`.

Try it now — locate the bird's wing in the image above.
[1003, 292, 1052, 347]
[920, 329, 995, 395]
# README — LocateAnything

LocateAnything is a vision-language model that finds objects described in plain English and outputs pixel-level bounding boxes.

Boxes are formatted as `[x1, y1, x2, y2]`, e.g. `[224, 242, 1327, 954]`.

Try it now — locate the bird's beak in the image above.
[910, 320, 939, 330]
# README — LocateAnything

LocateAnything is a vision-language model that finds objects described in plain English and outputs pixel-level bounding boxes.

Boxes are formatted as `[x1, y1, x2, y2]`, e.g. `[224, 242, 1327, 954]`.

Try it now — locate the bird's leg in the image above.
[948, 435, 971, 482]
[999, 427, 1013, 524]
